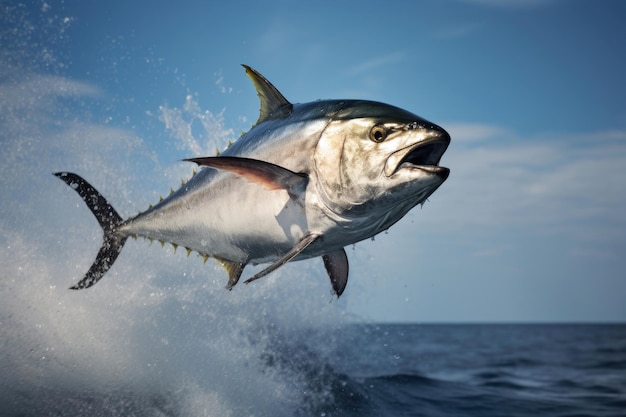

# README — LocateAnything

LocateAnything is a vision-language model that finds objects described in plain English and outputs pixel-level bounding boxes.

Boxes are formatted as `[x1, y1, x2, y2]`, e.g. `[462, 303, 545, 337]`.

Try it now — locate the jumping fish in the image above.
[54, 65, 450, 297]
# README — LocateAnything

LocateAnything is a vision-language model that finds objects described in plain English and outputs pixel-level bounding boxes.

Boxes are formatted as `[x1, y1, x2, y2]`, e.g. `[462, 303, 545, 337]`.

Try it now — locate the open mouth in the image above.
[386, 131, 450, 177]
[400, 139, 448, 167]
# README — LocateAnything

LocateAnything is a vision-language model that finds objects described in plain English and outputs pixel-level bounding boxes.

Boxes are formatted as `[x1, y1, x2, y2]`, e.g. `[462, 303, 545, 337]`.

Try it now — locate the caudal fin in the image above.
[54, 172, 128, 289]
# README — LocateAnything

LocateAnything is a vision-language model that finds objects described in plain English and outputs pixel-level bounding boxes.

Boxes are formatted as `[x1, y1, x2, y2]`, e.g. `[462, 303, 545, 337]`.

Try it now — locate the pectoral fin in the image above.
[184, 156, 308, 200]
[244, 233, 319, 285]
[322, 248, 349, 297]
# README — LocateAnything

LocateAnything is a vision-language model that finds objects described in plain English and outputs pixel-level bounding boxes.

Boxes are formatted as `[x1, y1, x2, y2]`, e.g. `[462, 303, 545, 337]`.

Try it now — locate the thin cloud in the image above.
[345, 52, 407, 76]
[459, 0, 558, 8]
[427, 124, 626, 242]
[432, 23, 482, 40]
[445, 122, 511, 142]
[0, 73, 101, 116]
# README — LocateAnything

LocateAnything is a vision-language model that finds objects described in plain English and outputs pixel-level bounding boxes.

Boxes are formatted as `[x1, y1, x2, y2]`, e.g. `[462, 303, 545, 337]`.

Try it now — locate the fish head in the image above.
[313, 100, 450, 223]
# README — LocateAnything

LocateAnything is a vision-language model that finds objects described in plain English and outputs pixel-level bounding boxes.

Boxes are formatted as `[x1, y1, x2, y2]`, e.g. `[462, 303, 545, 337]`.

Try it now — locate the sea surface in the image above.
[3, 323, 625, 417]
[319, 323, 626, 417]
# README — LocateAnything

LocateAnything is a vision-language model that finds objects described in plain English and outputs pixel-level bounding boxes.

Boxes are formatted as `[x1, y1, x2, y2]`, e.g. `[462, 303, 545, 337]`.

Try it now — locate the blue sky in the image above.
[2, 0, 626, 323]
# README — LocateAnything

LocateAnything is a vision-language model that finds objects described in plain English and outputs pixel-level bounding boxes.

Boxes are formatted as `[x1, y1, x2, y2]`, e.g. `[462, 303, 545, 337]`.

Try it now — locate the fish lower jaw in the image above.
[407, 164, 450, 179]
[386, 162, 450, 180]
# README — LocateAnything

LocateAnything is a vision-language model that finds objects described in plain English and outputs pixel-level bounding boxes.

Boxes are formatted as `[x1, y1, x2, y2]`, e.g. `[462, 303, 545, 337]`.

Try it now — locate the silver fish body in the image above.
[55, 66, 450, 296]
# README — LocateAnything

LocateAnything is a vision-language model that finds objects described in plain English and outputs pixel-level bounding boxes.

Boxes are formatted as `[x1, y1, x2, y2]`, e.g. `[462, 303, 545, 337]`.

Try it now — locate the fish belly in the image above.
[118, 177, 308, 265]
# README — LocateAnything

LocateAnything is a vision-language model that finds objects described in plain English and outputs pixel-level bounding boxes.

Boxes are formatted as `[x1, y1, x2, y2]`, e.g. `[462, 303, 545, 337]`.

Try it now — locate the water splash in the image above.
[0, 8, 352, 415]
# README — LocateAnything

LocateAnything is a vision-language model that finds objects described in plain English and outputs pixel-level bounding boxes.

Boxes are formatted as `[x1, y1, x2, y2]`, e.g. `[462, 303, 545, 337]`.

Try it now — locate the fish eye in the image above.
[369, 125, 388, 143]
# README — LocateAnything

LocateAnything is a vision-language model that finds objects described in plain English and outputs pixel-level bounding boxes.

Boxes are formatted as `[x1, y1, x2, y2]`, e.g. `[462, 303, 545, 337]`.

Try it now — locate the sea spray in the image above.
[0, 80, 352, 416]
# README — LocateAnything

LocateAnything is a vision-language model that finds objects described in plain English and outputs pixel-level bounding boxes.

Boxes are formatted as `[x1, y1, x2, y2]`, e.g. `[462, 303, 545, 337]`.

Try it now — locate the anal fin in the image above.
[215, 257, 246, 290]
[244, 234, 318, 285]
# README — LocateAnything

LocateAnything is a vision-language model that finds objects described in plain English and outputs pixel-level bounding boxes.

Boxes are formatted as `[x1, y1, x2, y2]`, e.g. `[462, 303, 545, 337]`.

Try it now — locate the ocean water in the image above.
[324, 324, 626, 417]
[2, 321, 625, 417]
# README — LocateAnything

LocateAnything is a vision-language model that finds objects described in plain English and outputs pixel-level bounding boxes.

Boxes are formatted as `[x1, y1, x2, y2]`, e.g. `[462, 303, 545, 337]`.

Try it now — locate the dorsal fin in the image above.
[242, 64, 293, 125]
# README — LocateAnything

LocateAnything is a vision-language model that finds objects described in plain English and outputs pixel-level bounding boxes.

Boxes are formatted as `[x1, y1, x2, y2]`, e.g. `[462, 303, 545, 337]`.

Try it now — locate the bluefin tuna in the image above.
[55, 65, 450, 297]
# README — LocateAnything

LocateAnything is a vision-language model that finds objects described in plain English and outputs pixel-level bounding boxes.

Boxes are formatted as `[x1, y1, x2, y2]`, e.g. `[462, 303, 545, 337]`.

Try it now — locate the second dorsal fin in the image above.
[242, 65, 293, 125]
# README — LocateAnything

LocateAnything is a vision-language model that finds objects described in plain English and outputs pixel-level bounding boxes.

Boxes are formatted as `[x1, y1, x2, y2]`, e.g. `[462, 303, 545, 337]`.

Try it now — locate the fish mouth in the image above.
[385, 129, 450, 178]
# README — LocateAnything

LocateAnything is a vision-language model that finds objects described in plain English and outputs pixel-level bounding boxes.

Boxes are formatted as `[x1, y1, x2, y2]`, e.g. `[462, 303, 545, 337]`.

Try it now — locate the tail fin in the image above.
[54, 172, 128, 289]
